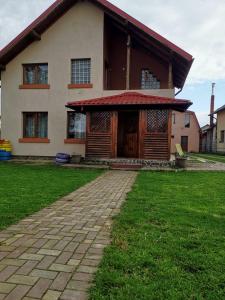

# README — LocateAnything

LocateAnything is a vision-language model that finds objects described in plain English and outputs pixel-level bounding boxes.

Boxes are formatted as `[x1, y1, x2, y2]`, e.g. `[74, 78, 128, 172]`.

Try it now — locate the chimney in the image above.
[210, 83, 215, 126]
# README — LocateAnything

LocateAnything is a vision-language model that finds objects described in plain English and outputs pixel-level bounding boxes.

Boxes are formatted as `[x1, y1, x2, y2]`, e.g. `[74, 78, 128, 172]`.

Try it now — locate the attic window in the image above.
[184, 113, 190, 128]
[141, 69, 160, 89]
[23, 64, 48, 84]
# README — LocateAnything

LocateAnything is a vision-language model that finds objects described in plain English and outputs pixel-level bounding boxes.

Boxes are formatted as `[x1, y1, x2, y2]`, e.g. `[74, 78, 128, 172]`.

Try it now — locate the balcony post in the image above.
[126, 34, 131, 90]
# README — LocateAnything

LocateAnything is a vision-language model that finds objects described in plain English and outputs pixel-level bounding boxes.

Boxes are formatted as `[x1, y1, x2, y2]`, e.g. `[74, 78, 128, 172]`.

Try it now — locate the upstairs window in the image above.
[141, 69, 160, 89]
[184, 113, 190, 128]
[67, 112, 86, 139]
[71, 59, 91, 84]
[23, 112, 48, 138]
[23, 64, 48, 84]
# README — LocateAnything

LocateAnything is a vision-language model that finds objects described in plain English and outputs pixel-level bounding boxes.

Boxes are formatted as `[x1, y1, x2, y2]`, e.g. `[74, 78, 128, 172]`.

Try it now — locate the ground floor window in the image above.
[23, 112, 48, 138]
[220, 130, 225, 143]
[67, 112, 86, 139]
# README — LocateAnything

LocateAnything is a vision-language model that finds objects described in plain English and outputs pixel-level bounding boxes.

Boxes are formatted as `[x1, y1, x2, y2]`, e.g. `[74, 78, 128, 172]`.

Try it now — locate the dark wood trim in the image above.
[0, 64, 6, 71]
[68, 83, 93, 89]
[19, 84, 50, 89]
[30, 30, 41, 41]
[64, 138, 86, 144]
[19, 138, 50, 143]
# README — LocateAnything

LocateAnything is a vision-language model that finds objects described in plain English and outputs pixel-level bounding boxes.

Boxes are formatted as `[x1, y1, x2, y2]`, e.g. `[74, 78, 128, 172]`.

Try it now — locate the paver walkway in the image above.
[0, 171, 137, 300]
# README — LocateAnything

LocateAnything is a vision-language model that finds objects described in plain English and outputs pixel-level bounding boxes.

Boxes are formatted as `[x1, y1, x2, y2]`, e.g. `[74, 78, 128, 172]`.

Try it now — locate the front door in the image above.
[181, 136, 188, 152]
[117, 111, 139, 158]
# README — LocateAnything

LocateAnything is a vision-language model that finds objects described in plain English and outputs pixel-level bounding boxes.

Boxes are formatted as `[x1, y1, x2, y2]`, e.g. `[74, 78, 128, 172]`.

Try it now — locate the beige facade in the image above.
[171, 111, 200, 153]
[1, 1, 175, 157]
[216, 110, 225, 153]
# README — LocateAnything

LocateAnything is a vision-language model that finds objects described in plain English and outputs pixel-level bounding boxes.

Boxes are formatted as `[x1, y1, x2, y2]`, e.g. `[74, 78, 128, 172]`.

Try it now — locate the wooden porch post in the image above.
[111, 111, 118, 158]
[168, 62, 173, 89]
[126, 34, 131, 90]
[167, 110, 172, 160]
[138, 110, 146, 159]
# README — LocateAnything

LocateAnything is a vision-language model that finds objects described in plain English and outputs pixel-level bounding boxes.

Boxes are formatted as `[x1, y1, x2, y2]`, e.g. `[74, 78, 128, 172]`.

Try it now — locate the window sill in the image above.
[64, 139, 86, 144]
[19, 84, 50, 89]
[68, 84, 93, 89]
[19, 138, 50, 143]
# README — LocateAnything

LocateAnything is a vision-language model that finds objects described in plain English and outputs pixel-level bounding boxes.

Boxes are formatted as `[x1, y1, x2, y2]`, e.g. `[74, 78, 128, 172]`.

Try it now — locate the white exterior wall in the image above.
[1, 1, 174, 157]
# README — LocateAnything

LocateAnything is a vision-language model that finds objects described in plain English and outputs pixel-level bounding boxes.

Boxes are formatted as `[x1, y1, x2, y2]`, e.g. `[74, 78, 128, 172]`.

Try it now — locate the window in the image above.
[90, 112, 111, 133]
[172, 113, 176, 124]
[71, 59, 91, 84]
[141, 69, 160, 89]
[23, 64, 48, 84]
[184, 113, 190, 128]
[220, 130, 225, 143]
[147, 110, 168, 133]
[23, 112, 48, 138]
[67, 112, 86, 139]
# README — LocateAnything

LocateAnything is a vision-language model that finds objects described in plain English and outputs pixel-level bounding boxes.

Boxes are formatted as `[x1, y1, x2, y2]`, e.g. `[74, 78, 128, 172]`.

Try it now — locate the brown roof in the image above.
[213, 105, 225, 114]
[66, 92, 192, 112]
[0, 0, 193, 88]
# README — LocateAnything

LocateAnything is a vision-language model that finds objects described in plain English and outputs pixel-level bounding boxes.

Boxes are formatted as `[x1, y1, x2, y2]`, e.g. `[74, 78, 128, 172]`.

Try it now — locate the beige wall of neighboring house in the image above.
[171, 111, 200, 153]
[1, 1, 174, 157]
[217, 110, 225, 153]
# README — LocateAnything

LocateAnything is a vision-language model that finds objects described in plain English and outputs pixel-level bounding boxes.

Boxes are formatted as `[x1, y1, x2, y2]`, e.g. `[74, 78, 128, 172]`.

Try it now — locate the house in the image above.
[213, 105, 225, 153]
[171, 110, 200, 153]
[0, 0, 193, 161]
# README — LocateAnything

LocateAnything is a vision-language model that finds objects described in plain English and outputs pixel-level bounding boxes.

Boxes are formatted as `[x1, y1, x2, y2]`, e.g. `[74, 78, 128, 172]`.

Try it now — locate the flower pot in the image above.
[176, 157, 187, 168]
[71, 155, 82, 164]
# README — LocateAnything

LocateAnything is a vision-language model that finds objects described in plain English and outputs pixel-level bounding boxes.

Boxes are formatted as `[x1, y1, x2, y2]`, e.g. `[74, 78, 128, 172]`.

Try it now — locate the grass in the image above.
[90, 171, 225, 300]
[0, 162, 102, 230]
[191, 153, 225, 164]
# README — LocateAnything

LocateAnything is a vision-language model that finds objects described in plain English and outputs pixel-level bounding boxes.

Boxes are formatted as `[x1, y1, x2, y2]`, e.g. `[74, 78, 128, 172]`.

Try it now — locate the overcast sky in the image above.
[1, 0, 225, 125]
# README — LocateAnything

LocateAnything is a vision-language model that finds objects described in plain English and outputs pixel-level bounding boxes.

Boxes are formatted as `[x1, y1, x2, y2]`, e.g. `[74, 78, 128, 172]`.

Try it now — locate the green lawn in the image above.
[0, 163, 102, 230]
[90, 171, 225, 300]
[191, 153, 225, 164]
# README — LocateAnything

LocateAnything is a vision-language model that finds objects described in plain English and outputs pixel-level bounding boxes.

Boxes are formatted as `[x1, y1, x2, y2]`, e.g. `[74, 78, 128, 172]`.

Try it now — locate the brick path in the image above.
[0, 171, 137, 300]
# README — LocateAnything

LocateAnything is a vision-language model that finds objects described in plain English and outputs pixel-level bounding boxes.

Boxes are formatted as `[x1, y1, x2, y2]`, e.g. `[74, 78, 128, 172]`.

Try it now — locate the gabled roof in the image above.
[213, 105, 225, 114]
[66, 92, 192, 112]
[0, 0, 193, 88]
[187, 111, 200, 130]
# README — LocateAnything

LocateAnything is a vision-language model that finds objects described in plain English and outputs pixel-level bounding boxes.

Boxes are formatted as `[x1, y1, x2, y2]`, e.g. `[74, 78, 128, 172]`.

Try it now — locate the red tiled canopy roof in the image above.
[66, 92, 192, 111]
[0, 0, 193, 88]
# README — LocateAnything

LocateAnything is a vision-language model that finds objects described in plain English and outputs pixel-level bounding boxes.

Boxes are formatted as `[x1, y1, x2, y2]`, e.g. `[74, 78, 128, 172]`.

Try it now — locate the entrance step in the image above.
[110, 163, 143, 170]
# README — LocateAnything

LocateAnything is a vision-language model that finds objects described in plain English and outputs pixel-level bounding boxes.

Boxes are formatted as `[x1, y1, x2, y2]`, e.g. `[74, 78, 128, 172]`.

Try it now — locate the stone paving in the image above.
[0, 171, 137, 300]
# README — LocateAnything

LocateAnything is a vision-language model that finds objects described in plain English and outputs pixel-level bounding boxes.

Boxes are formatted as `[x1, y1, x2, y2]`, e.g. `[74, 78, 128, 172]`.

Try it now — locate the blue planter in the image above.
[55, 153, 70, 164]
[0, 151, 12, 160]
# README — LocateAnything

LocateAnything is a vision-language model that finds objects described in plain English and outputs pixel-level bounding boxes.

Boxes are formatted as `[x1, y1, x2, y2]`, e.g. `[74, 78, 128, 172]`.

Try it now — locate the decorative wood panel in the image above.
[140, 109, 171, 160]
[86, 111, 117, 159]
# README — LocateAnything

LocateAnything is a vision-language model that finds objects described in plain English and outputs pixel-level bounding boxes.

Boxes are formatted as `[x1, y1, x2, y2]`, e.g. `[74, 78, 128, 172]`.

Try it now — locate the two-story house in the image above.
[171, 110, 200, 153]
[0, 0, 193, 161]
[213, 105, 225, 153]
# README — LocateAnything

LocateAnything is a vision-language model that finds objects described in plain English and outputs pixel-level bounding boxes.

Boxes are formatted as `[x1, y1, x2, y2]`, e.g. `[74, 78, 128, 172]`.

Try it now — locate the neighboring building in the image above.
[0, 0, 193, 160]
[171, 110, 200, 153]
[213, 105, 225, 153]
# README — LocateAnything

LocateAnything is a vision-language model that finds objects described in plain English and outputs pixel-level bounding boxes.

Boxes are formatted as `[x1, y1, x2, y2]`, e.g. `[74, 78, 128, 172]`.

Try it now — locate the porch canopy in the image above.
[66, 92, 192, 112]
[66, 92, 192, 161]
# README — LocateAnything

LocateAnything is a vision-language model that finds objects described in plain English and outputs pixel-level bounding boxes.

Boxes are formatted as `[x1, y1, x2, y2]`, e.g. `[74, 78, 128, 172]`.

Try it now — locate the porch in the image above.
[66, 92, 192, 161]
